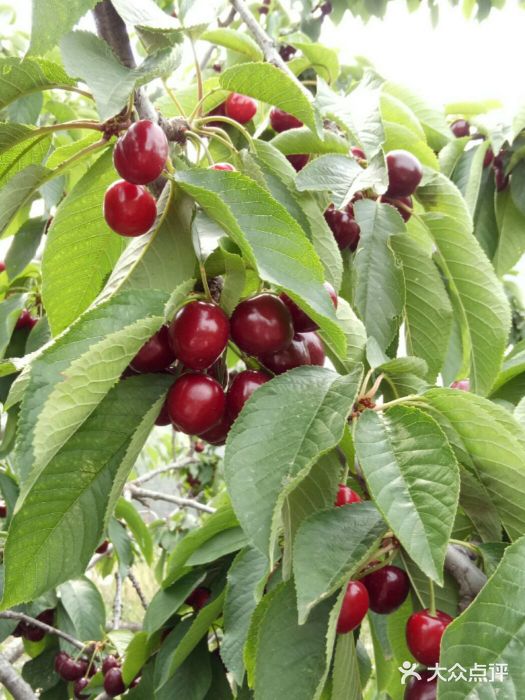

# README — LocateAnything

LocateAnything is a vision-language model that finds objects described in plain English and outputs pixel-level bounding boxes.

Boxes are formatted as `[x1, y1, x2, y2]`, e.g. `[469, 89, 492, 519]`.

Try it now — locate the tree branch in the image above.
[127, 484, 215, 514]
[130, 457, 196, 486]
[128, 570, 148, 611]
[0, 612, 84, 650]
[0, 652, 37, 700]
[445, 544, 487, 611]
[112, 573, 123, 630]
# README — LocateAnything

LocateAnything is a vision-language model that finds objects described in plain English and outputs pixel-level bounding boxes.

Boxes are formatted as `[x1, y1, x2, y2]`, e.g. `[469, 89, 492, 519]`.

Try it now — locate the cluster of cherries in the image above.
[131, 283, 335, 445]
[333, 484, 452, 700]
[450, 118, 507, 191]
[54, 651, 136, 698]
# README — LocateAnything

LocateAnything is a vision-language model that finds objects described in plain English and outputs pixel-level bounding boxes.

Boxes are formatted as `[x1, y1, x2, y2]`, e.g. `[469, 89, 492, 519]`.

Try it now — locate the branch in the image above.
[445, 544, 487, 611]
[0, 653, 37, 700]
[128, 570, 148, 611]
[2, 639, 24, 664]
[0, 612, 84, 651]
[130, 458, 196, 486]
[112, 573, 123, 630]
[127, 484, 215, 514]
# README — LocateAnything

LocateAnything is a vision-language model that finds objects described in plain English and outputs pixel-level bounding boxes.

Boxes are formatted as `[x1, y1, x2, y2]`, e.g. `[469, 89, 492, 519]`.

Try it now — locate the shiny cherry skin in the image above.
[54, 651, 69, 674]
[58, 656, 89, 682]
[103, 667, 126, 697]
[335, 484, 361, 506]
[336, 580, 369, 634]
[167, 373, 226, 435]
[227, 370, 270, 420]
[131, 326, 175, 373]
[96, 540, 110, 554]
[451, 379, 469, 391]
[102, 655, 120, 675]
[450, 119, 470, 138]
[385, 150, 423, 198]
[269, 108, 303, 133]
[74, 678, 89, 700]
[16, 309, 37, 330]
[224, 93, 257, 124]
[361, 565, 410, 614]
[406, 609, 453, 666]
[299, 331, 325, 366]
[104, 180, 156, 237]
[169, 301, 229, 371]
[280, 282, 337, 333]
[404, 670, 437, 700]
[324, 205, 361, 251]
[0, 502, 6, 518]
[261, 334, 310, 374]
[350, 146, 366, 160]
[210, 162, 235, 171]
[155, 399, 171, 426]
[286, 153, 309, 171]
[194, 440, 205, 453]
[379, 195, 413, 223]
[24, 609, 54, 642]
[199, 412, 232, 446]
[113, 119, 168, 184]
[186, 586, 211, 610]
[230, 294, 294, 356]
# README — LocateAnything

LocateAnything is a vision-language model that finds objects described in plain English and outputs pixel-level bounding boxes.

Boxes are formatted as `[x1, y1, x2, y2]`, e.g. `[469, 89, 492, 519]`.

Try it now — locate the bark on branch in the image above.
[445, 544, 487, 611]
[127, 484, 215, 514]
[0, 612, 84, 650]
[0, 653, 37, 700]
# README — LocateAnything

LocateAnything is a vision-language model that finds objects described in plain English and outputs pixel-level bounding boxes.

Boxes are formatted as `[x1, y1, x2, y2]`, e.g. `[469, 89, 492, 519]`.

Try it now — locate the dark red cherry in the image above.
[336, 580, 369, 634]
[379, 195, 413, 223]
[74, 678, 90, 700]
[361, 565, 410, 614]
[102, 655, 120, 675]
[16, 309, 38, 330]
[131, 326, 175, 373]
[324, 205, 361, 251]
[280, 282, 337, 333]
[103, 180, 156, 237]
[385, 150, 423, 198]
[198, 412, 232, 446]
[495, 167, 509, 191]
[269, 108, 303, 133]
[103, 667, 126, 696]
[404, 670, 437, 700]
[58, 656, 89, 682]
[210, 162, 235, 171]
[155, 399, 171, 426]
[230, 294, 294, 356]
[24, 609, 54, 642]
[279, 44, 297, 61]
[260, 334, 310, 374]
[0, 262, 5, 272]
[54, 651, 69, 675]
[113, 119, 168, 184]
[226, 370, 270, 420]
[483, 146, 494, 168]
[185, 586, 211, 610]
[299, 331, 325, 366]
[450, 119, 470, 138]
[169, 301, 229, 371]
[335, 484, 361, 507]
[406, 609, 453, 666]
[131, 676, 141, 688]
[96, 540, 110, 554]
[0, 502, 6, 518]
[224, 93, 257, 124]
[167, 373, 226, 435]
[350, 146, 366, 159]
[194, 439, 205, 453]
[286, 154, 309, 171]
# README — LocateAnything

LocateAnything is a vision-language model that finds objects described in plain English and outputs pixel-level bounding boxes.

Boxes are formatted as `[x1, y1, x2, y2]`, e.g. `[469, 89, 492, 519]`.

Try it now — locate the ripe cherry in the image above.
[24, 609, 54, 642]
[169, 301, 229, 371]
[361, 565, 410, 614]
[0, 262, 5, 272]
[230, 293, 294, 356]
[0, 502, 6, 518]
[167, 373, 226, 435]
[483, 146, 494, 168]
[186, 586, 211, 610]
[336, 580, 369, 634]
[54, 651, 69, 674]
[224, 93, 257, 124]
[16, 309, 37, 330]
[279, 44, 297, 61]
[103, 180, 156, 237]
[280, 282, 337, 333]
[155, 400, 171, 426]
[113, 119, 168, 184]
[379, 195, 413, 223]
[286, 154, 309, 171]
[74, 678, 89, 700]
[406, 609, 453, 666]
[324, 205, 361, 251]
[350, 146, 366, 160]
[131, 326, 175, 373]
[335, 484, 362, 507]
[194, 440, 205, 453]
[299, 331, 325, 366]
[260, 334, 310, 374]
[210, 162, 235, 171]
[103, 667, 126, 697]
[269, 108, 303, 133]
[385, 150, 423, 198]
[450, 119, 470, 138]
[227, 370, 270, 420]
[451, 379, 469, 391]
[58, 655, 89, 682]
[96, 540, 110, 554]
[495, 167, 509, 191]
[102, 655, 120, 675]
[199, 412, 232, 446]
[404, 670, 437, 700]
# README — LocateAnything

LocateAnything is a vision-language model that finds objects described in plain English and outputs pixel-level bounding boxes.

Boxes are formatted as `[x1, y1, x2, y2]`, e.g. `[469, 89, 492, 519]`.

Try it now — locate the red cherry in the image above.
[404, 670, 437, 700]
[198, 412, 233, 446]
[483, 146, 494, 168]
[113, 120, 168, 184]
[0, 502, 6, 518]
[24, 609, 55, 642]
[74, 678, 90, 700]
[279, 44, 297, 61]
[155, 399, 171, 426]
[102, 655, 120, 675]
[103, 180, 156, 237]
[0, 262, 5, 272]
[54, 651, 69, 675]
[495, 167, 509, 191]
[379, 195, 413, 223]
[103, 667, 126, 696]
[226, 370, 270, 420]
[210, 162, 235, 171]
[406, 609, 453, 666]
[16, 309, 38, 330]
[185, 586, 211, 610]
[131, 326, 175, 373]
[224, 93, 257, 124]
[361, 565, 410, 614]
[335, 484, 361, 507]
[299, 331, 325, 366]
[280, 282, 337, 333]
[385, 150, 423, 198]
[260, 334, 310, 374]
[96, 540, 109, 554]
[194, 440, 205, 453]
[269, 108, 303, 133]
[169, 301, 229, 371]
[350, 146, 366, 159]
[451, 379, 469, 391]
[324, 205, 361, 251]
[450, 119, 470, 138]
[336, 580, 369, 634]
[58, 656, 89, 682]
[230, 294, 294, 356]
[167, 373, 226, 435]
[286, 154, 309, 171]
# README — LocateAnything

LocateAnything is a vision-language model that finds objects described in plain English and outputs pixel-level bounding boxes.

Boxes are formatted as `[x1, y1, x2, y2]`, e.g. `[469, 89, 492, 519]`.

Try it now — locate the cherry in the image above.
[58, 655, 89, 682]
[260, 334, 310, 374]
[224, 93, 257, 124]
[450, 119, 470, 138]
[185, 586, 211, 610]
[212, 63, 222, 73]
[131, 676, 141, 688]
[155, 399, 171, 426]
[335, 483, 361, 507]
[0, 262, 5, 272]
[280, 282, 337, 333]
[483, 146, 494, 168]
[406, 609, 453, 666]
[96, 540, 110, 554]
[320, 0, 333, 14]
[226, 370, 270, 420]
[167, 373, 226, 435]
[286, 154, 309, 171]
[495, 167, 509, 191]
[451, 379, 469, 391]
[194, 440, 205, 453]
[324, 205, 361, 251]
[336, 580, 369, 634]
[54, 651, 69, 674]
[198, 412, 233, 446]
[259, 5, 269, 14]
[103, 180, 156, 237]
[169, 301, 229, 371]
[385, 150, 423, 198]
[207, 102, 226, 127]
[74, 678, 89, 700]
[350, 146, 366, 159]
[102, 655, 120, 675]
[379, 195, 413, 223]
[361, 565, 410, 614]
[24, 609, 54, 642]
[16, 309, 37, 330]
[104, 667, 126, 697]
[210, 162, 235, 171]
[131, 326, 175, 373]
[113, 119, 168, 185]
[279, 45, 297, 61]
[299, 331, 325, 366]
[404, 671, 437, 700]
[0, 502, 6, 518]
[230, 293, 294, 356]
[269, 108, 303, 133]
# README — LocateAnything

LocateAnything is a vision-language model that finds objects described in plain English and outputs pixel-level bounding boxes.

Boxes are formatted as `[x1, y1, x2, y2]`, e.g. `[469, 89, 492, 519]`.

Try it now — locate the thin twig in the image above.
[127, 485, 215, 514]
[127, 571, 148, 611]
[0, 652, 37, 700]
[0, 612, 84, 650]
[130, 458, 196, 486]
[112, 573, 123, 630]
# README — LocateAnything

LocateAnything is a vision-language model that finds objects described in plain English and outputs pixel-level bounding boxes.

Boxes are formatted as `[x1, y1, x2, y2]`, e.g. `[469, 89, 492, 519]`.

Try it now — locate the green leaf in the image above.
[224, 365, 362, 561]
[0, 164, 50, 237]
[155, 628, 211, 699]
[219, 63, 319, 134]
[0, 123, 51, 187]
[186, 528, 248, 565]
[493, 188, 525, 276]
[451, 141, 488, 215]
[293, 502, 386, 623]
[115, 498, 154, 565]
[42, 149, 126, 335]
[0, 294, 28, 360]
[295, 155, 363, 207]
[439, 535, 525, 699]
[331, 634, 362, 700]
[175, 169, 345, 356]
[143, 570, 205, 633]
[271, 127, 348, 156]
[353, 200, 405, 352]
[290, 42, 339, 83]
[355, 406, 460, 583]
[29, 0, 98, 55]
[5, 218, 44, 280]
[375, 356, 429, 401]
[201, 29, 263, 61]
[318, 299, 366, 373]
[111, 0, 180, 30]
[2, 374, 171, 607]
[0, 57, 75, 111]
[121, 632, 150, 685]
[57, 577, 106, 643]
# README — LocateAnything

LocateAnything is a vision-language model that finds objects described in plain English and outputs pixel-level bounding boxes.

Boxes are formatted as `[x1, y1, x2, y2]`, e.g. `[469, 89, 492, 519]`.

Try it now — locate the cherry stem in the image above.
[362, 373, 384, 400]
[359, 367, 375, 397]
[163, 79, 188, 119]
[428, 579, 437, 617]
[370, 395, 419, 412]
[190, 38, 204, 116]
[227, 340, 266, 371]
[55, 84, 94, 100]
[449, 538, 480, 557]
[197, 126, 239, 160]
[185, 131, 214, 166]
[197, 115, 255, 150]
[34, 120, 105, 135]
